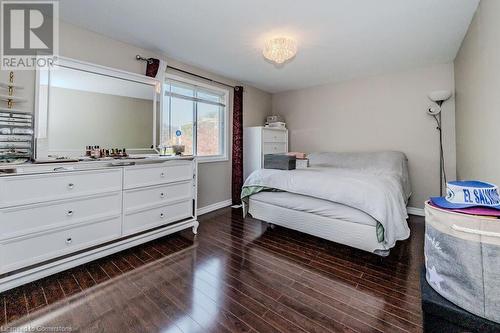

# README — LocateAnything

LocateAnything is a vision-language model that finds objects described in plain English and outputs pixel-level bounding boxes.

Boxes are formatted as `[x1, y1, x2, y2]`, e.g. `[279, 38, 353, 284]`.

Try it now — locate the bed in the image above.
[241, 151, 412, 255]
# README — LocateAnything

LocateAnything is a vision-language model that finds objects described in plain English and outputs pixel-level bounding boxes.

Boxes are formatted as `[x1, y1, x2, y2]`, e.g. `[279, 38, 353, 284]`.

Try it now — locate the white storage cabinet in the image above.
[243, 126, 288, 180]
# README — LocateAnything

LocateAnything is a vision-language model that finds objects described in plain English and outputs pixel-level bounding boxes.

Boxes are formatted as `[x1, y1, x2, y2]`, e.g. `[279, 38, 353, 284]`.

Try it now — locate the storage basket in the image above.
[424, 201, 500, 324]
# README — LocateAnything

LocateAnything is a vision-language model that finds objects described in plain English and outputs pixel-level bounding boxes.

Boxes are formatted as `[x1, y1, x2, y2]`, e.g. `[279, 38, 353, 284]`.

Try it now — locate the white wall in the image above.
[0, 21, 272, 209]
[454, 0, 500, 186]
[272, 64, 456, 208]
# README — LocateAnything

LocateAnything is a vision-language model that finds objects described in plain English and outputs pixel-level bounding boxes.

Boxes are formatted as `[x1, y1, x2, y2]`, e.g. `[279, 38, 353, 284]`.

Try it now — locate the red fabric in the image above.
[232, 86, 244, 205]
[145, 58, 160, 77]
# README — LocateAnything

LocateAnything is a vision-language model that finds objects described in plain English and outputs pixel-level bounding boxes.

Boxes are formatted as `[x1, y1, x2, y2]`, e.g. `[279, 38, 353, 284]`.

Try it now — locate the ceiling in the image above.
[58, 0, 479, 93]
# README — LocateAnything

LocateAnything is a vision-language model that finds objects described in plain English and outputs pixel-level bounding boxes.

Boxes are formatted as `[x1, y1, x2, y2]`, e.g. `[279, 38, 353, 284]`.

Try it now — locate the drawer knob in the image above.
[160, 172, 165, 178]
[66, 237, 72, 245]
[67, 183, 75, 189]
[160, 213, 165, 218]
[160, 192, 165, 198]
[66, 210, 73, 216]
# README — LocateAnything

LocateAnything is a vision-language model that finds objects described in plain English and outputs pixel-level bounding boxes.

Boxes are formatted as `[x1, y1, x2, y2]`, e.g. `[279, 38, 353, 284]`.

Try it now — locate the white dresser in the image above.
[0, 157, 197, 292]
[243, 126, 288, 180]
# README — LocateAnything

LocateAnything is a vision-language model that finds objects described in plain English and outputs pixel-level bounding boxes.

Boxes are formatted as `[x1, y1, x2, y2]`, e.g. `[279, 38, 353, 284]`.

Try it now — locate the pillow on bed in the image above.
[308, 151, 411, 200]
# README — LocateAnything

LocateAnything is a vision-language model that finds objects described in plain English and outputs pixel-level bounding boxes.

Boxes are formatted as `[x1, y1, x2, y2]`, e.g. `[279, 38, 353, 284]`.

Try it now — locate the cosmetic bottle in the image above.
[91, 146, 100, 158]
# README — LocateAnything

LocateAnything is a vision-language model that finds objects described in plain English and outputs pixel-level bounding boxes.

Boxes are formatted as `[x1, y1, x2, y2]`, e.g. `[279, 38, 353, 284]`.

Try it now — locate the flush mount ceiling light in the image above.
[263, 37, 297, 65]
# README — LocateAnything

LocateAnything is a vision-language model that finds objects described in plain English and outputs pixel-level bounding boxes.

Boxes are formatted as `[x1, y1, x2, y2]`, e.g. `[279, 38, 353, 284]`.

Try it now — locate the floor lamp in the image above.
[427, 90, 452, 196]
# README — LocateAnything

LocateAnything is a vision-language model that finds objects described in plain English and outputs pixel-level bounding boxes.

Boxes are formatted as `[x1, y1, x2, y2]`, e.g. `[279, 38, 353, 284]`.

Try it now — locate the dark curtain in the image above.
[232, 86, 244, 205]
[145, 58, 160, 77]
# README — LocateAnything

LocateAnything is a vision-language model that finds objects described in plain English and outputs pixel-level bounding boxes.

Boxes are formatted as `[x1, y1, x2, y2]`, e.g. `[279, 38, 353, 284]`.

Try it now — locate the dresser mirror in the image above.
[35, 57, 160, 159]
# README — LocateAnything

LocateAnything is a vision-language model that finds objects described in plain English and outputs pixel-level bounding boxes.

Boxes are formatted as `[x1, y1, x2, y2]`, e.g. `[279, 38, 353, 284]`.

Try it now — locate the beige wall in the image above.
[272, 64, 456, 208]
[243, 85, 271, 127]
[0, 21, 272, 209]
[455, 0, 499, 186]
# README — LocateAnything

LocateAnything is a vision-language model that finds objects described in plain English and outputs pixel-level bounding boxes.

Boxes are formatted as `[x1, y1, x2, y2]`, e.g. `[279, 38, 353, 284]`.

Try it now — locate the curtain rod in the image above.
[167, 65, 237, 89]
[136, 55, 237, 89]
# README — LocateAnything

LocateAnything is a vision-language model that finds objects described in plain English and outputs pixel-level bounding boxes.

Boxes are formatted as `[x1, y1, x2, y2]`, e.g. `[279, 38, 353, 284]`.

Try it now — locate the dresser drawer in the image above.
[0, 217, 121, 274]
[0, 169, 122, 208]
[123, 161, 193, 189]
[123, 200, 192, 236]
[0, 192, 122, 240]
[124, 181, 192, 214]
[263, 142, 288, 155]
[263, 129, 287, 143]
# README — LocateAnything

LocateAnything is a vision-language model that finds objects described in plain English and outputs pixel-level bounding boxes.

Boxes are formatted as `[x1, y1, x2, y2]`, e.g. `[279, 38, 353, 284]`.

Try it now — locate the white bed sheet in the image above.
[250, 191, 378, 227]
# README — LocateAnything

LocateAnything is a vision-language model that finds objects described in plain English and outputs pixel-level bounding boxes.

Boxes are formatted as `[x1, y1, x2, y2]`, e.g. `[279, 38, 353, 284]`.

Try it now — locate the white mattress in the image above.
[250, 191, 378, 227]
[248, 197, 387, 254]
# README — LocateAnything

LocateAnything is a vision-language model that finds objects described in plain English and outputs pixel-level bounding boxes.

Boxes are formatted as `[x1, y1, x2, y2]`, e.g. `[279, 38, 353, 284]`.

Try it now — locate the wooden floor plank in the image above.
[0, 296, 5, 327]
[71, 267, 97, 290]
[192, 235, 394, 331]
[161, 249, 288, 333]
[23, 282, 47, 312]
[3, 287, 27, 323]
[37, 276, 65, 305]
[204, 216, 421, 310]
[97, 258, 122, 278]
[56, 271, 82, 296]
[0, 208, 424, 333]
[84, 261, 110, 283]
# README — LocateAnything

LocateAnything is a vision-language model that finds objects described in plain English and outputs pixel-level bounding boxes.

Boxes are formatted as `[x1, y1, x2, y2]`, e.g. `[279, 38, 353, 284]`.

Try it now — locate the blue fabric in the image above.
[448, 180, 493, 188]
[432, 180, 500, 210]
[431, 197, 500, 210]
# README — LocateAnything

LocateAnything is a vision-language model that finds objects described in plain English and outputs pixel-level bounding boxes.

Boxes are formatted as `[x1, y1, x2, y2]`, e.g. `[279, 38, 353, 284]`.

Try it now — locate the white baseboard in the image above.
[407, 206, 425, 216]
[197, 199, 232, 216]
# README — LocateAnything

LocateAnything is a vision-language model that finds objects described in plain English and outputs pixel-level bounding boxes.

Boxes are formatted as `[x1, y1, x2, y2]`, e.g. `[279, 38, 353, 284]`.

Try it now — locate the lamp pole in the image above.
[433, 101, 446, 196]
[438, 112, 444, 196]
[427, 90, 451, 197]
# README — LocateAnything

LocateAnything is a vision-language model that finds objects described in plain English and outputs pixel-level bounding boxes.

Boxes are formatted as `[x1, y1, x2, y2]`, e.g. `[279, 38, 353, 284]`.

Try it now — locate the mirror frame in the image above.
[34, 56, 161, 159]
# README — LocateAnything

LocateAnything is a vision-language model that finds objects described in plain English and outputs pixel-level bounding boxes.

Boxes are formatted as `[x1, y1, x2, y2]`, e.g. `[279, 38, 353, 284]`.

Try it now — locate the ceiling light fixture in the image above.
[263, 37, 297, 65]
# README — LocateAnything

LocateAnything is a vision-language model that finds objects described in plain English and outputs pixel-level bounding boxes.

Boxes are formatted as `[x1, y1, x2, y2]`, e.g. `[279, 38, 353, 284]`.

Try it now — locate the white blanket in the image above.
[243, 166, 410, 248]
[308, 151, 412, 201]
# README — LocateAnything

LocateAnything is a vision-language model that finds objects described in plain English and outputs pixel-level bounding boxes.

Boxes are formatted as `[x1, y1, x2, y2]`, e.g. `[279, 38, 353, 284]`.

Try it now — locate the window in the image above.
[161, 76, 228, 161]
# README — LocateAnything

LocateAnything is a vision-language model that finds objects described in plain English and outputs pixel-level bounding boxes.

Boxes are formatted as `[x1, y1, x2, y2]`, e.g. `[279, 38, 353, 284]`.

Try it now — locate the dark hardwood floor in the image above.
[0, 208, 424, 332]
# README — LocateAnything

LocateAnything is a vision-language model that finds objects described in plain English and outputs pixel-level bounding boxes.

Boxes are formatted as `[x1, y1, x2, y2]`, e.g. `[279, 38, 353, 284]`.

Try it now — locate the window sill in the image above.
[197, 155, 229, 163]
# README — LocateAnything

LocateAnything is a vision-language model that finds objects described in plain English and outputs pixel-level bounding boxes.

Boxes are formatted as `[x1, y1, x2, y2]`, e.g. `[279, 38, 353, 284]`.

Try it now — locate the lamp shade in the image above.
[428, 90, 452, 103]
